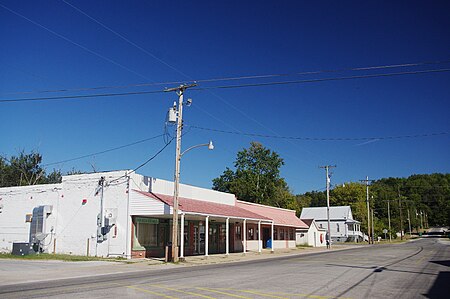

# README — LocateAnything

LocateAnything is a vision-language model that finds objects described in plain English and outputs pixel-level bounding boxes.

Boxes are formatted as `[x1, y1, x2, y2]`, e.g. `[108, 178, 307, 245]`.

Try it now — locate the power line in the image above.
[194, 68, 450, 91]
[0, 89, 164, 103]
[61, 0, 191, 80]
[0, 3, 151, 81]
[109, 137, 175, 184]
[2, 68, 449, 103]
[3, 59, 450, 96]
[42, 134, 164, 167]
[189, 125, 448, 141]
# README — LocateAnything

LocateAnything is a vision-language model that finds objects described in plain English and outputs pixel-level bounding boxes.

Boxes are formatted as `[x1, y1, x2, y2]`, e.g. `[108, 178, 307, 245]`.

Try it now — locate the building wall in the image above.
[0, 171, 131, 258]
[315, 220, 349, 242]
[148, 177, 236, 206]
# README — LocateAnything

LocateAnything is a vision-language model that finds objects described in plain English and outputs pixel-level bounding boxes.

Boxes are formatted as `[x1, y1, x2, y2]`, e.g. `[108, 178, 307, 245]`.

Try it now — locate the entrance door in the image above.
[194, 224, 205, 255]
[263, 227, 270, 248]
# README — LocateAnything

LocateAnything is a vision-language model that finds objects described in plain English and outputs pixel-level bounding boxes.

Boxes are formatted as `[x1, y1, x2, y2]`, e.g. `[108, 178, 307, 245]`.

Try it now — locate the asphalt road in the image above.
[0, 238, 448, 299]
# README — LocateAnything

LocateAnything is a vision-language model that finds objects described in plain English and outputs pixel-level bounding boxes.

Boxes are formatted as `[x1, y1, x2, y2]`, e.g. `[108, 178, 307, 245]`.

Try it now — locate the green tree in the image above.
[213, 142, 296, 209]
[330, 182, 373, 234]
[0, 151, 64, 187]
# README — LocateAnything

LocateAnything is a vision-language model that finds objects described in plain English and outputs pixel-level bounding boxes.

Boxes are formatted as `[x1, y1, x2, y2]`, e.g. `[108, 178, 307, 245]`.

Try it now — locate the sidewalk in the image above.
[0, 244, 360, 286]
[182, 244, 359, 266]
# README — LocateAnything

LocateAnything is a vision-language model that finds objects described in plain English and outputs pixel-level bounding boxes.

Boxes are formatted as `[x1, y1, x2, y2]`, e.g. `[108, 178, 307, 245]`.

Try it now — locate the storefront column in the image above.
[271, 221, 274, 253]
[243, 219, 247, 254]
[205, 216, 209, 257]
[180, 213, 185, 259]
[226, 217, 229, 255]
[258, 220, 262, 253]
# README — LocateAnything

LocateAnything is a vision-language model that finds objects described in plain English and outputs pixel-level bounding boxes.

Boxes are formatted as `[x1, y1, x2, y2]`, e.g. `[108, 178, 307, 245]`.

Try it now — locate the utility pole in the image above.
[419, 211, 423, 232]
[165, 83, 197, 263]
[407, 209, 412, 237]
[387, 200, 392, 242]
[360, 177, 373, 244]
[398, 186, 404, 240]
[319, 165, 336, 249]
[371, 208, 375, 243]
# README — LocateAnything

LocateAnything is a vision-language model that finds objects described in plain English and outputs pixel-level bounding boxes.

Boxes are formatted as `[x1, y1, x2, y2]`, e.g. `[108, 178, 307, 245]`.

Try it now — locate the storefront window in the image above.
[235, 225, 241, 240]
[280, 228, 285, 240]
[289, 229, 294, 240]
[248, 227, 254, 240]
[274, 228, 278, 240]
[137, 222, 157, 247]
[184, 225, 189, 246]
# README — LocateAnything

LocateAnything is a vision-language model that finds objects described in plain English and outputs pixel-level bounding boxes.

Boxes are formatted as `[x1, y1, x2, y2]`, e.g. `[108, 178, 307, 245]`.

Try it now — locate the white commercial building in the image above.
[0, 170, 307, 258]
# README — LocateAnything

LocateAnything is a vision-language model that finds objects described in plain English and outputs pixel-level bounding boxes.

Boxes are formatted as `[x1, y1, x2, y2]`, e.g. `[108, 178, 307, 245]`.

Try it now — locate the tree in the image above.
[213, 142, 296, 209]
[0, 151, 65, 187]
[330, 182, 372, 234]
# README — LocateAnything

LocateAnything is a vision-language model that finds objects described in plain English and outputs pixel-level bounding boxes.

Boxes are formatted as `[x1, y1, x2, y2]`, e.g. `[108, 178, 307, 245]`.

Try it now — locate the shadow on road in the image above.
[423, 271, 450, 299]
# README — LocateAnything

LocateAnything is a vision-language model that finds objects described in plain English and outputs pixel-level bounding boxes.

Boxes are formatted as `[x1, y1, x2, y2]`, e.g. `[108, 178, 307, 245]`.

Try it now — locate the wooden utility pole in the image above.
[319, 165, 336, 249]
[165, 83, 197, 263]
[398, 186, 404, 240]
[387, 200, 392, 242]
[360, 177, 374, 244]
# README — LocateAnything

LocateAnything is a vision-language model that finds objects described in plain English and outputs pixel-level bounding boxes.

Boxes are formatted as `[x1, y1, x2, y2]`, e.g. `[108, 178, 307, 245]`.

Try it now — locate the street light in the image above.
[181, 141, 214, 157]
[172, 140, 214, 262]
[165, 84, 214, 263]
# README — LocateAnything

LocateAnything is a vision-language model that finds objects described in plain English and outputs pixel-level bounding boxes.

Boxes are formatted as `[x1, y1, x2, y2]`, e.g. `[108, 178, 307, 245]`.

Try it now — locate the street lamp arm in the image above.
[180, 141, 214, 158]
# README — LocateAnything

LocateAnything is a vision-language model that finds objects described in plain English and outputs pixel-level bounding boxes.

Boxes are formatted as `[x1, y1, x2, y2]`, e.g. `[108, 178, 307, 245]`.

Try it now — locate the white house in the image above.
[0, 170, 307, 259]
[296, 219, 327, 247]
[300, 206, 363, 242]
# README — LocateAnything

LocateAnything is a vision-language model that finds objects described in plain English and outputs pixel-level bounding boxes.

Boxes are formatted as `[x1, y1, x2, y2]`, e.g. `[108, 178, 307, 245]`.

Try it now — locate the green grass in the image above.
[0, 253, 125, 262]
[296, 244, 312, 248]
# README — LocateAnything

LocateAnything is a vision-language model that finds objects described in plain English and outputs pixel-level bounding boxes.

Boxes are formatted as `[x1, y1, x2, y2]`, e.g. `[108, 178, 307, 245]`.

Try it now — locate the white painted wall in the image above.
[149, 177, 236, 206]
[129, 190, 171, 215]
[245, 240, 262, 251]
[296, 230, 309, 245]
[0, 171, 131, 258]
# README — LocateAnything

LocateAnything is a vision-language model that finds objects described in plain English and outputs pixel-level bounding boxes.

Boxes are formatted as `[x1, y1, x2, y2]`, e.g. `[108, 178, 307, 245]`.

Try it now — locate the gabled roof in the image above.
[300, 206, 354, 221]
[236, 200, 308, 228]
[299, 218, 327, 231]
[135, 190, 270, 220]
[301, 218, 314, 227]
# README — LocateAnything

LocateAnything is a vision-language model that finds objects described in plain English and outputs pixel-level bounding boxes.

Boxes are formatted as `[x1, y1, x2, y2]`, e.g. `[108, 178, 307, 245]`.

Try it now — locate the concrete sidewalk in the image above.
[0, 244, 360, 286]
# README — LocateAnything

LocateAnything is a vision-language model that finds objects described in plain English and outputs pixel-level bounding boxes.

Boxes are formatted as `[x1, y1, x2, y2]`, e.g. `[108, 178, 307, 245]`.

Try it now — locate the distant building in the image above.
[296, 218, 327, 247]
[0, 170, 308, 259]
[300, 206, 363, 242]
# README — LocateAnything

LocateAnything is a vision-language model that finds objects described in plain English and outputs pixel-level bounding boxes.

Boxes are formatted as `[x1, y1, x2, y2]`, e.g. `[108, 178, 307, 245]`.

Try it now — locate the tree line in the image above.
[296, 174, 449, 237]
[213, 142, 449, 238]
[2, 146, 449, 238]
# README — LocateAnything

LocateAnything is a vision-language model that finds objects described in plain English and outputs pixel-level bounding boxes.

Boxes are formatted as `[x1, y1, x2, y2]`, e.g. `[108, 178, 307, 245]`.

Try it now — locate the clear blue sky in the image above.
[1, 1, 449, 194]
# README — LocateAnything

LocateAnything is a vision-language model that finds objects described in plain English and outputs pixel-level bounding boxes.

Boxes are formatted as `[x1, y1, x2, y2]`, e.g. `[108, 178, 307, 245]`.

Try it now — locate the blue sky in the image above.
[1, 1, 449, 194]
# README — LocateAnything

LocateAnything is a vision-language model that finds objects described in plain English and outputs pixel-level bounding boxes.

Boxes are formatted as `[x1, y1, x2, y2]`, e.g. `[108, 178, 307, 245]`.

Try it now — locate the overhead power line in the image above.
[1, 68, 449, 104]
[0, 3, 151, 81]
[61, 0, 191, 80]
[3, 59, 450, 96]
[189, 125, 448, 141]
[108, 137, 175, 184]
[42, 134, 164, 167]
[193, 68, 450, 91]
[0, 89, 165, 103]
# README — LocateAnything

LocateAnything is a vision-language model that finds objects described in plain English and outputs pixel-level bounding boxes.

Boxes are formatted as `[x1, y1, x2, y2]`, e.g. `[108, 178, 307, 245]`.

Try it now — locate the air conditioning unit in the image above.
[104, 208, 117, 227]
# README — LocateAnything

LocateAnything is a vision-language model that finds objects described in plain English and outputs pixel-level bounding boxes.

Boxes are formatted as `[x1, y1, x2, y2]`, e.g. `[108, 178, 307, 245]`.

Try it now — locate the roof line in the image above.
[236, 199, 297, 213]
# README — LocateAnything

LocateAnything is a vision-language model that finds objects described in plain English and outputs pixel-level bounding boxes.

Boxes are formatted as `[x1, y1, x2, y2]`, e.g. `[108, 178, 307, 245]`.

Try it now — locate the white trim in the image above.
[180, 213, 185, 258]
[226, 217, 229, 255]
[205, 216, 209, 257]
[243, 219, 247, 254]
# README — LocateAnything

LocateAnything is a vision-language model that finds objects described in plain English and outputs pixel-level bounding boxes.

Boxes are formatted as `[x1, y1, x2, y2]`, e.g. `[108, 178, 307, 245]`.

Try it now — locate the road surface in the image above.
[0, 238, 448, 298]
